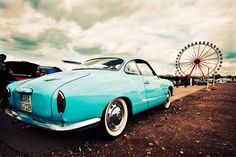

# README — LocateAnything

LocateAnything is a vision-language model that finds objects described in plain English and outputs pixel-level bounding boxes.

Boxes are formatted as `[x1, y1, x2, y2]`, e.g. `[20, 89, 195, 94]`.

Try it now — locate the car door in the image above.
[124, 61, 148, 113]
[136, 60, 165, 109]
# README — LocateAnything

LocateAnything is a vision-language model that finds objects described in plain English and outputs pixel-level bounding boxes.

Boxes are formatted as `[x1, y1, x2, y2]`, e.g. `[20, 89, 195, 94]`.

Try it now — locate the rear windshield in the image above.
[75, 58, 124, 71]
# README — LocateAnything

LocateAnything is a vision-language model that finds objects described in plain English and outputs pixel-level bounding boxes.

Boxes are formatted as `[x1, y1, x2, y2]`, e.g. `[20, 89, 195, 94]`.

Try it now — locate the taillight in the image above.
[57, 91, 66, 114]
[4, 87, 10, 101]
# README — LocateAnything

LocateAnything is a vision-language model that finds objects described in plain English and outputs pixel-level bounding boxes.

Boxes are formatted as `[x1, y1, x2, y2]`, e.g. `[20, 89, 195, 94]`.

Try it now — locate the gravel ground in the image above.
[0, 143, 24, 157]
[1, 84, 236, 157]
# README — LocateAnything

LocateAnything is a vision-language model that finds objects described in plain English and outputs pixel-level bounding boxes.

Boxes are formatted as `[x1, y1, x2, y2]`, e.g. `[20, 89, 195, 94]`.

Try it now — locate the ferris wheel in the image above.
[175, 41, 223, 78]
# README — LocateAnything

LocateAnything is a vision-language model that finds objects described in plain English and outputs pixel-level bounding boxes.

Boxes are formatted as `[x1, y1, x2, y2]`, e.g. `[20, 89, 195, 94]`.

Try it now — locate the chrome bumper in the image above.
[4, 109, 101, 131]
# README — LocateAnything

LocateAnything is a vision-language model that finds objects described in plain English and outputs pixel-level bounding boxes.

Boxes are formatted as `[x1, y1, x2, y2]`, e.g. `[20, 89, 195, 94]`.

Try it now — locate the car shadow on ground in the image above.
[0, 103, 172, 156]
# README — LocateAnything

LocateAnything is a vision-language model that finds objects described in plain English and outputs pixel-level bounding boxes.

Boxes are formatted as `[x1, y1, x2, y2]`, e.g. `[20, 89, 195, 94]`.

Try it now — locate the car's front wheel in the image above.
[102, 98, 128, 138]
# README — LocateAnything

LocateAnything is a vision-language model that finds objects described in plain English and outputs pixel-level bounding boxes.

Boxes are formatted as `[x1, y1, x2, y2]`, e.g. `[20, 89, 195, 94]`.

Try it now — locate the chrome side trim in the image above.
[5, 109, 101, 131]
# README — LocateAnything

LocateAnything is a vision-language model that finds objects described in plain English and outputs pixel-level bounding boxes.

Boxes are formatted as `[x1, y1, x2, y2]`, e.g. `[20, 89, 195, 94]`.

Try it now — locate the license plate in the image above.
[21, 94, 32, 112]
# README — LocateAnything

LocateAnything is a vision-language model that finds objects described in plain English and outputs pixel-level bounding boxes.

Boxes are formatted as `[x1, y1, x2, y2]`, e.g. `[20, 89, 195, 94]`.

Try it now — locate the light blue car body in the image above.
[5, 56, 174, 131]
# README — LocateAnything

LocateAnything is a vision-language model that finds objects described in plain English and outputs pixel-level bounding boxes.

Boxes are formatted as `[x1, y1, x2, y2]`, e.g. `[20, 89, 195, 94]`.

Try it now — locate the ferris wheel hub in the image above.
[194, 58, 201, 64]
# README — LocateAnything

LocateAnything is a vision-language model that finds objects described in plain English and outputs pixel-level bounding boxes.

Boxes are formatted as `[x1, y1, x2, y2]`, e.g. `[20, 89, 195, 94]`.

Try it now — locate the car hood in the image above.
[16, 71, 91, 93]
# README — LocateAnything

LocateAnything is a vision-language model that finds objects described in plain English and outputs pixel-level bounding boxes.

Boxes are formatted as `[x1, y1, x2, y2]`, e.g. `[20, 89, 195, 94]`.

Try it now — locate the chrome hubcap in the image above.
[106, 101, 124, 132]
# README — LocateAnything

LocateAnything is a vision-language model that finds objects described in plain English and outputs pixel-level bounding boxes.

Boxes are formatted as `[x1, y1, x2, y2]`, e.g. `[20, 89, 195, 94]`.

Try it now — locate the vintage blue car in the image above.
[3, 57, 174, 137]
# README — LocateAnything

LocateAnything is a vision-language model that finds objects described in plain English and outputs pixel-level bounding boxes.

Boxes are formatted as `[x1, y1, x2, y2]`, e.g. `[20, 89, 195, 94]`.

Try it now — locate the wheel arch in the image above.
[101, 96, 133, 120]
[118, 96, 133, 118]
[168, 86, 174, 96]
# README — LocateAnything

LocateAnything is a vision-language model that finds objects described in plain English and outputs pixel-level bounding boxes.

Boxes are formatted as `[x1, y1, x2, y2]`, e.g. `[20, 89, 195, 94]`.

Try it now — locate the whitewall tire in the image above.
[103, 98, 128, 137]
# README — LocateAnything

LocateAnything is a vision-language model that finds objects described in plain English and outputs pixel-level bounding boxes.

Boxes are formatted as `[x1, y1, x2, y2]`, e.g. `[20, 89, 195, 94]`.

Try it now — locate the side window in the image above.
[125, 61, 140, 75]
[136, 63, 155, 76]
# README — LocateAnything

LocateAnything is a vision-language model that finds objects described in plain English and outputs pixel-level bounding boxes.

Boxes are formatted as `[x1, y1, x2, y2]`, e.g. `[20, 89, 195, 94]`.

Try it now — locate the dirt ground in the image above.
[0, 84, 236, 157]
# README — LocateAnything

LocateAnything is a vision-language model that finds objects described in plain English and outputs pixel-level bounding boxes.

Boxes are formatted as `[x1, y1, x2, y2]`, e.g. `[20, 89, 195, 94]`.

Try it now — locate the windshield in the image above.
[74, 57, 124, 71]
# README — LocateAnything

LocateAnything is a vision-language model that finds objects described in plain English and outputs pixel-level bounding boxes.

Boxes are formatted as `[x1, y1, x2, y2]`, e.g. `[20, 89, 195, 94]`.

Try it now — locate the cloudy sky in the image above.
[0, 0, 235, 75]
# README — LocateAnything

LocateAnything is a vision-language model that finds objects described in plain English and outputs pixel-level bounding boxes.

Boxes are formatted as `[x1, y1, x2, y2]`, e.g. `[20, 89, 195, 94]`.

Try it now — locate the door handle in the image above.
[144, 81, 150, 84]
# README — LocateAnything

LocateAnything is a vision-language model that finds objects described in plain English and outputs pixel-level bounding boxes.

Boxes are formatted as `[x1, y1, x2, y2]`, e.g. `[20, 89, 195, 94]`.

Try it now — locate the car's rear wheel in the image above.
[102, 98, 128, 138]
[163, 90, 171, 109]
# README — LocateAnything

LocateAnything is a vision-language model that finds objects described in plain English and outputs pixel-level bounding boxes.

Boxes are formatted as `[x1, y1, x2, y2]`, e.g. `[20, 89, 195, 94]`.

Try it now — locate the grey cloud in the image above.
[3, 33, 39, 51]
[0, 1, 6, 9]
[72, 1, 138, 29]
[0, 0, 29, 18]
[73, 46, 103, 55]
[0, 35, 43, 57]
[26, 0, 139, 29]
[225, 51, 236, 60]
[1, 28, 69, 53]
[26, 0, 41, 9]
[26, 0, 64, 21]
[0, 37, 8, 42]
[12, 35, 38, 47]
[37, 28, 69, 49]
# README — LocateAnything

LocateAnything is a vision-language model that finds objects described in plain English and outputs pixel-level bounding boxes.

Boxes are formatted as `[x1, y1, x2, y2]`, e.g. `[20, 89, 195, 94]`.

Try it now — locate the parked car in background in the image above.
[217, 79, 228, 84]
[5, 61, 62, 81]
[208, 79, 213, 83]
[197, 80, 208, 85]
[0, 61, 62, 107]
[6, 61, 39, 81]
[4, 56, 174, 138]
[38, 66, 62, 76]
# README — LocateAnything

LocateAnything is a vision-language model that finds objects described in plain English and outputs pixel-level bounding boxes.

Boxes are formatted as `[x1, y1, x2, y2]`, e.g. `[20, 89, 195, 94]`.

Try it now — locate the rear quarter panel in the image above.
[52, 71, 148, 124]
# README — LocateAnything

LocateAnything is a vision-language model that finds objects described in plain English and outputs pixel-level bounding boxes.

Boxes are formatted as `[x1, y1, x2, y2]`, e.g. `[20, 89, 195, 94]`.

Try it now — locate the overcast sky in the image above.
[0, 0, 235, 75]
